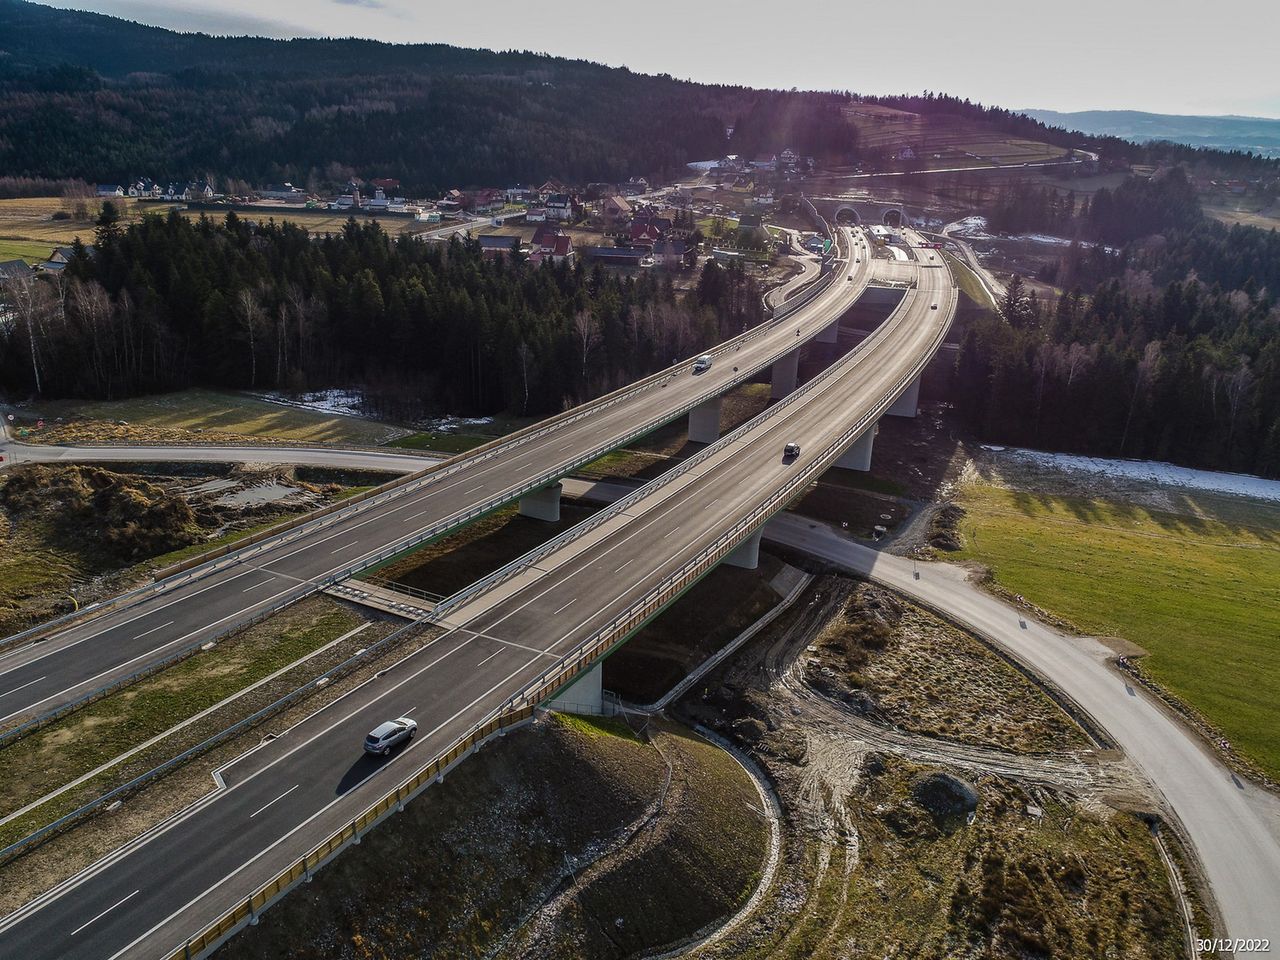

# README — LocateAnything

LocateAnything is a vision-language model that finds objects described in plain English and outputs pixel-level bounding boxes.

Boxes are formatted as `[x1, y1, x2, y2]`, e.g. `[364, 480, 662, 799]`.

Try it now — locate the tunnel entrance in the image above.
[882, 209, 903, 227]
[834, 206, 861, 225]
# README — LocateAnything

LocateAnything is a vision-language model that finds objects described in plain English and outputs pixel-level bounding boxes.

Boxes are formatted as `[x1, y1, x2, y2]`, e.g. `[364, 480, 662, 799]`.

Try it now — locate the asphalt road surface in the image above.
[0, 235, 953, 959]
[0, 232, 873, 728]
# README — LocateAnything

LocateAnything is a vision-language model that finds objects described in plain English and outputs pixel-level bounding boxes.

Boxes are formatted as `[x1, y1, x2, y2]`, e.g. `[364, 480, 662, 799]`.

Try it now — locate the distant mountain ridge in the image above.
[1023, 109, 1280, 158]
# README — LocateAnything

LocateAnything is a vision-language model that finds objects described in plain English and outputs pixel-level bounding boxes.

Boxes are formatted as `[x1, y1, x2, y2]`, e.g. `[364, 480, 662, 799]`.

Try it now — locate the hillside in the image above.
[0, 0, 853, 192]
[1024, 108, 1280, 158]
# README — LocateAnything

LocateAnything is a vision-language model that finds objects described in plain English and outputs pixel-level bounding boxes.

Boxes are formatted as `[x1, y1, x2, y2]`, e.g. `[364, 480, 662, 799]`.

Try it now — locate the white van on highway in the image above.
[692, 354, 713, 373]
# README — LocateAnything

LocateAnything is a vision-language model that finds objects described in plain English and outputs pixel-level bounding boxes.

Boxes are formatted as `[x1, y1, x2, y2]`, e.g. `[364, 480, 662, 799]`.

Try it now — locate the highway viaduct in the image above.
[0, 227, 960, 959]
[0, 227, 883, 730]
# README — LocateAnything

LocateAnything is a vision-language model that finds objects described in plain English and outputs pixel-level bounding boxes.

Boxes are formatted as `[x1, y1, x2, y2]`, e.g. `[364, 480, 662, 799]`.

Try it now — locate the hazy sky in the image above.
[40, 0, 1280, 118]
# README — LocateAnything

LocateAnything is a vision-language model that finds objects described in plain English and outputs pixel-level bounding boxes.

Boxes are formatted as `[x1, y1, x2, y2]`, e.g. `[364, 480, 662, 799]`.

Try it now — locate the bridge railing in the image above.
[165, 703, 536, 960]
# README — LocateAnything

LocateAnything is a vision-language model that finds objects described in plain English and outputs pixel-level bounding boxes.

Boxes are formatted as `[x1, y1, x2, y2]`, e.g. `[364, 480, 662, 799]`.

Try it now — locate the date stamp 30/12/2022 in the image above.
[1197, 940, 1271, 954]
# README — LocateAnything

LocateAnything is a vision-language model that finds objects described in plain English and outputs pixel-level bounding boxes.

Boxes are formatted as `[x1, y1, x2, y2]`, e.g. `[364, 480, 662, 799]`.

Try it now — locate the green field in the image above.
[954, 482, 1280, 779]
[0, 239, 52, 264]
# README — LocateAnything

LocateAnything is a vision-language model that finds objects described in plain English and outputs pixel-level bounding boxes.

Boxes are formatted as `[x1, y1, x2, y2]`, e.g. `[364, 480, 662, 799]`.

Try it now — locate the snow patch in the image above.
[1014, 233, 1075, 246]
[947, 216, 989, 239]
[253, 388, 368, 418]
[419, 415, 495, 434]
[996, 447, 1280, 503]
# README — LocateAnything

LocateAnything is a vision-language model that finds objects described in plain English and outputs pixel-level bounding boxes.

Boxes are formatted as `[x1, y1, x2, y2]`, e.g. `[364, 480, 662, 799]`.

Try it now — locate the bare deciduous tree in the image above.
[572, 309, 600, 389]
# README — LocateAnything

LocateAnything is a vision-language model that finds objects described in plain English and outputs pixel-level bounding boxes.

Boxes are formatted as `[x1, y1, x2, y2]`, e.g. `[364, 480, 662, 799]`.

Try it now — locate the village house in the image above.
[652, 238, 694, 270]
[477, 234, 520, 259]
[469, 188, 505, 214]
[628, 221, 663, 250]
[581, 246, 647, 267]
[529, 233, 575, 266]
[96, 184, 124, 197]
[545, 193, 576, 222]
[127, 178, 162, 198]
[41, 244, 95, 273]
[601, 194, 632, 223]
[0, 259, 32, 289]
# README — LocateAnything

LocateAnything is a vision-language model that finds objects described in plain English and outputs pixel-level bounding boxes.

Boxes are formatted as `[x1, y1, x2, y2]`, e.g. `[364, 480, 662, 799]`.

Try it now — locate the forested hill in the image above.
[0, 0, 855, 193]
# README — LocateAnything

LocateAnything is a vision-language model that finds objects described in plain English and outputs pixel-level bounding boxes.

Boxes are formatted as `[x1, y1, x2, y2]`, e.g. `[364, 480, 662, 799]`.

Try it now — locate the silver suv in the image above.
[364, 717, 417, 755]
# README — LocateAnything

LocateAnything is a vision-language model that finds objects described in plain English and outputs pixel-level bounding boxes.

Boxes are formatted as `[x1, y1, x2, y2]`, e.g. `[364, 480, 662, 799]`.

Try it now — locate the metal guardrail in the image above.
[0, 591, 308, 750]
[0, 615, 430, 865]
[167, 705, 535, 960]
[358, 576, 444, 603]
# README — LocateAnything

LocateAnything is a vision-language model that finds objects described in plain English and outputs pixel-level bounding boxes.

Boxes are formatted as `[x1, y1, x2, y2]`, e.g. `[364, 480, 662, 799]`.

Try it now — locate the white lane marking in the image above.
[0, 579, 307, 725]
[0, 568, 257, 682]
[663, 526, 681, 538]
[113, 646, 548, 960]
[329, 541, 360, 555]
[70, 890, 139, 937]
[614, 559, 634, 573]
[464, 484, 485, 494]
[241, 579, 273, 593]
[551, 599, 576, 616]
[0, 675, 46, 700]
[248, 785, 299, 820]
[477, 649, 502, 667]
[133, 620, 174, 640]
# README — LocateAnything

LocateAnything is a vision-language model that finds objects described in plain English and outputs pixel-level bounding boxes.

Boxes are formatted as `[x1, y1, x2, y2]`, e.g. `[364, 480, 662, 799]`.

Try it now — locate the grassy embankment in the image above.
[943, 252, 998, 313]
[954, 482, 1280, 779]
[14, 388, 406, 446]
[0, 600, 377, 848]
[219, 715, 767, 960]
[387, 431, 489, 453]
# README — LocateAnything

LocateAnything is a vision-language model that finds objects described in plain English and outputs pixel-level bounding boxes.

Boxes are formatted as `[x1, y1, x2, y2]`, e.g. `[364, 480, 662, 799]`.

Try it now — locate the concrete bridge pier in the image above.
[816, 319, 840, 344]
[771, 349, 800, 399]
[547, 661, 603, 715]
[518, 482, 562, 522]
[688, 396, 723, 444]
[835, 422, 877, 471]
[724, 528, 763, 570]
[887, 376, 920, 418]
